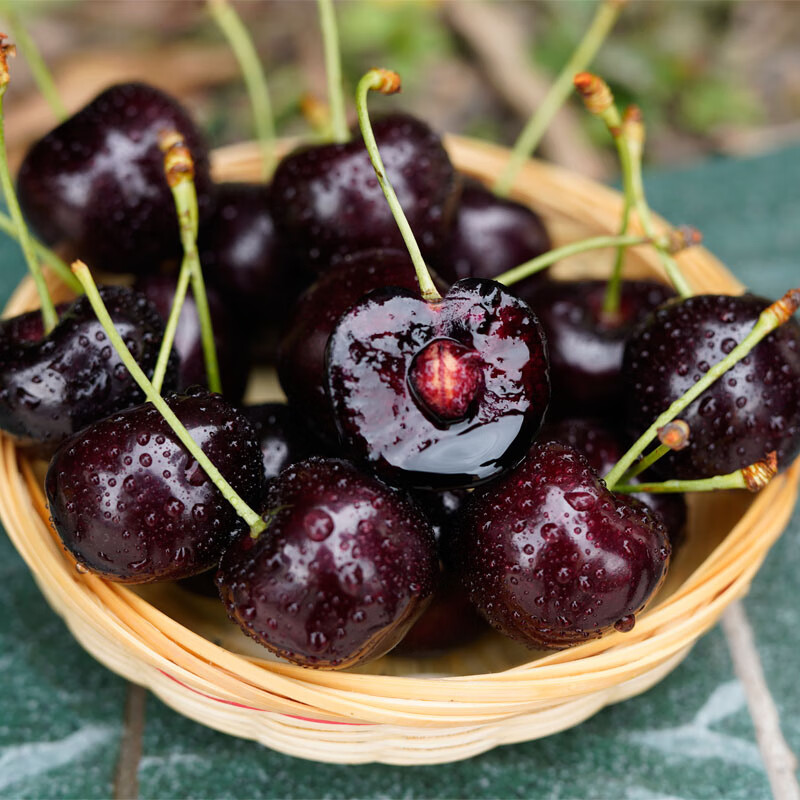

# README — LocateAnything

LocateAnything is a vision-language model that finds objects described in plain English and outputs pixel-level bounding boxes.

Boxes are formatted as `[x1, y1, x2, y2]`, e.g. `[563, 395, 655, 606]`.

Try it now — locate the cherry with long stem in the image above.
[317, 0, 347, 144]
[0, 35, 57, 332]
[605, 288, 800, 489]
[355, 69, 441, 303]
[72, 261, 266, 537]
[493, 0, 625, 198]
[208, 0, 276, 179]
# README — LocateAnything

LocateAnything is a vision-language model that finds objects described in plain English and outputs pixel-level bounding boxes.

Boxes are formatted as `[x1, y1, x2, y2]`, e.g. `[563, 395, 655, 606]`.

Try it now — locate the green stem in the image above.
[356, 69, 441, 303]
[208, 0, 276, 179]
[614, 470, 749, 495]
[151, 259, 191, 395]
[317, 0, 347, 143]
[493, 0, 624, 197]
[619, 443, 669, 483]
[495, 233, 650, 288]
[0, 86, 57, 332]
[0, 210, 82, 294]
[0, 2, 66, 121]
[604, 290, 800, 490]
[72, 262, 266, 536]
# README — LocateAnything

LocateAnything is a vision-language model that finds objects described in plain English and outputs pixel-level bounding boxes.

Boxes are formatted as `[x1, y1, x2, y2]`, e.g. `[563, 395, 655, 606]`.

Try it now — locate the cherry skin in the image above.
[453, 441, 670, 649]
[270, 114, 458, 272]
[542, 418, 687, 551]
[623, 293, 800, 479]
[326, 278, 550, 489]
[17, 82, 214, 275]
[217, 457, 438, 669]
[45, 388, 266, 583]
[519, 279, 675, 419]
[0, 286, 177, 447]
[434, 179, 551, 284]
[134, 274, 250, 403]
[277, 248, 445, 443]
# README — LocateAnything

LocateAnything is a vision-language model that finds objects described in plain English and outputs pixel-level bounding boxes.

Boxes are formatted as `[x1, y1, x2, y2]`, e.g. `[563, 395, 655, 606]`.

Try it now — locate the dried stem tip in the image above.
[665, 225, 703, 255]
[0, 34, 17, 89]
[622, 104, 645, 146]
[657, 420, 690, 451]
[768, 288, 800, 325]
[573, 72, 613, 115]
[743, 452, 778, 492]
[159, 130, 194, 188]
[371, 68, 401, 95]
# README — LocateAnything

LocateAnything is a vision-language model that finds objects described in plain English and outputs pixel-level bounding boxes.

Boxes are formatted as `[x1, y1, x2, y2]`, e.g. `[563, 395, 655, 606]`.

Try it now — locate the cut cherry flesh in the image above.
[46, 388, 266, 583]
[623, 293, 800, 479]
[217, 457, 438, 669]
[18, 82, 215, 275]
[326, 278, 550, 489]
[453, 441, 670, 649]
[435, 179, 551, 284]
[270, 113, 459, 272]
[520, 279, 675, 419]
[0, 286, 177, 447]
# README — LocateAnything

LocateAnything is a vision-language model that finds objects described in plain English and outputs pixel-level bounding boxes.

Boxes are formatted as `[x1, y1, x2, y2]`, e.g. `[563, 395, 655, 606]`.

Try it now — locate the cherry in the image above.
[134, 273, 250, 402]
[17, 82, 214, 275]
[326, 278, 549, 489]
[240, 403, 318, 480]
[623, 293, 800, 479]
[217, 457, 438, 668]
[270, 113, 458, 272]
[277, 248, 445, 443]
[45, 388, 266, 583]
[0, 286, 177, 447]
[453, 441, 670, 649]
[435, 179, 551, 285]
[542, 418, 687, 551]
[519, 278, 675, 418]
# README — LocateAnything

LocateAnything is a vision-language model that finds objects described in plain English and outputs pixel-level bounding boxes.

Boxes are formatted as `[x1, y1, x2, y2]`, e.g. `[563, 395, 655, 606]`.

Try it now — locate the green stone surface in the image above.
[1, 145, 799, 799]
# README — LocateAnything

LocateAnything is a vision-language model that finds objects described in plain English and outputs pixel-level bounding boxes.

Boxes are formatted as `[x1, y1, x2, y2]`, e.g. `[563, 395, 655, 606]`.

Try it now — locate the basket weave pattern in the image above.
[1, 137, 797, 765]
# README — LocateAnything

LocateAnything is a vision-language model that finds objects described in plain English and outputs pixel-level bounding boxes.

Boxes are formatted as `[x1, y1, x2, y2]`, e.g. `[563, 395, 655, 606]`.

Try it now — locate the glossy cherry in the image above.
[46, 388, 266, 583]
[326, 278, 549, 489]
[17, 82, 214, 275]
[623, 293, 800, 479]
[435, 179, 551, 284]
[453, 441, 670, 649]
[270, 114, 458, 272]
[0, 286, 177, 447]
[217, 457, 438, 669]
[519, 279, 675, 418]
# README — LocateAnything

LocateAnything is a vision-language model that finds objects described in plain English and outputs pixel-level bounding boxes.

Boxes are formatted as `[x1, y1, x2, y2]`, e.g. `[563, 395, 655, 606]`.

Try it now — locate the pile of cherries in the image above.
[2, 33, 800, 673]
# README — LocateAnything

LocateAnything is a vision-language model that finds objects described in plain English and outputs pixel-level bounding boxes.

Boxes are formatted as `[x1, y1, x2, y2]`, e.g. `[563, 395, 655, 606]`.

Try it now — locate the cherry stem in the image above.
[619, 444, 668, 483]
[618, 420, 690, 483]
[0, 36, 57, 333]
[614, 452, 778, 495]
[492, 0, 625, 198]
[208, 0, 276, 179]
[496, 232, 653, 288]
[0, 3, 66, 121]
[604, 290, 800, 490]
[71, 261, 267, 537]
[356, 68, 441, 303]
[0, 209, 81, 294]
[317, 0, 347, 144]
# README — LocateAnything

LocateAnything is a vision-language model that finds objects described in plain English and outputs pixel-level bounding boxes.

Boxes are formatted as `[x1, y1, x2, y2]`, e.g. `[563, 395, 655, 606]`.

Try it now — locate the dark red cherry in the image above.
[134, 274, 250, 403]
[623, 293, 800, 479]
[240, 403, 318, 480]
[277, 248, 445, 443]
[542, 418, 687, 551]
[520, 279, 675, 419]
[453, 441, 670, 649]
[217, 457, 438, 668]
[0, 286, 177, 447]
[45, 389, 266, 583]
[17, 82, 214, 275]
[326, 278, 549, 489]
[435, 179, 551, 284]
[270, 114, 458, 272]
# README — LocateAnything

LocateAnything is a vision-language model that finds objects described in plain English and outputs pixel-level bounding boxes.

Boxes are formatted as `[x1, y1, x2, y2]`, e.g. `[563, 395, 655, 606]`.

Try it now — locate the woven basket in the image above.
[1, 136, 798, 765]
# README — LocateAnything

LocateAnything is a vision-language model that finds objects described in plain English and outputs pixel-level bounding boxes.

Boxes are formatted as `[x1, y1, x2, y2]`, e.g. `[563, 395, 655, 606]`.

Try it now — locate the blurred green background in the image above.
[3, 0, 799, 181]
